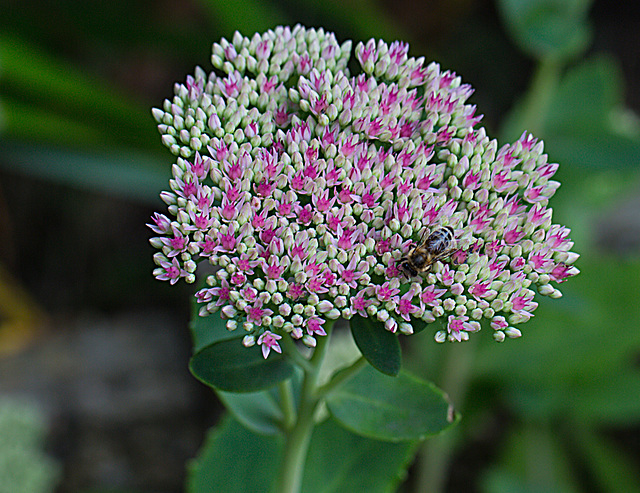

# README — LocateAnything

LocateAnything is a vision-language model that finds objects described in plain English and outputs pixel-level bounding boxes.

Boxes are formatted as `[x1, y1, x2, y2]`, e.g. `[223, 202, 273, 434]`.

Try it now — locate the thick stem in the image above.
[275, 323, 333, 493]
[415, 337, 478, 493]
[315, 355, 367, 398]
[518, 56, 563, 136]
[278, 380, 296, 431]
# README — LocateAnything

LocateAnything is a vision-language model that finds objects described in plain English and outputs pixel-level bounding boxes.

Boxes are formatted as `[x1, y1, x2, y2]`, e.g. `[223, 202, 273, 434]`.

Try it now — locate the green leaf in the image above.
[216, 389, 284, 436]
[326, 365, 456, 441]
[190, 337, 295, 393]
[502, 56, 640, 172]
[497, 0, 592, 61]
[540, 56, 640, 171]
[0, 99, 107, 148]
[195, 0, 287, 39]
[350, 314, 401, 376]
[0, 140, 166, 205]
[0, 34, 157, 149]
[190, 303, 295, 393]
[569, 424, 640, 493]
[545, 55, 622, 133]
[302, 418, 418, 493]
[187, 415, 281, 493]
[481, 421, 581, 493]
[543, 131, 640, 171]
[569, 364, 640, 426]
[475, 256, 640, 423]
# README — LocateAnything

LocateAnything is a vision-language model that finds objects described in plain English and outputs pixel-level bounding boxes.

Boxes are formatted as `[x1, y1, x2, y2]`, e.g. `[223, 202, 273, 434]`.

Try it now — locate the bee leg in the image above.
[399, 260, 418, 278]
[432, 248, 458, 266]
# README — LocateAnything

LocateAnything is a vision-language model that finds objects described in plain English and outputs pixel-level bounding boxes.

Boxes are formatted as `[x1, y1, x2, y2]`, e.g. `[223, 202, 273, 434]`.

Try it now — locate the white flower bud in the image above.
[221, 305, 237, 318]
[317, 300, 334, 313]
[435, 331, 447, 343]
[470, 308, 483, 319]
[376, 309, 389, 322]
[549, 288, 562, 299]
[504, 326, 521, 338]
[422, 310, 435, 323]
[326, 309, 341, 319]
[334, 296, 347, 308]
[279, 303, 292, 317]
[303, 335, 317, 347]
[493, 331, 505, 342]
[490, 299, 504, 311]
[398, 322, 413, 336]
[538, 284, 554, 296]
[564, 252, 580, 264]
[443, 298, 456, 311]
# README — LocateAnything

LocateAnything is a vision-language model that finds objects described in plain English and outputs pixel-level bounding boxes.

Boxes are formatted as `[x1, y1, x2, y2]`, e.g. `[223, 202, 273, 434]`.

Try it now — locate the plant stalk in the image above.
[275, 322, 333, 493]
[415, 336, 478, 493]
[518, 56, 563, 136]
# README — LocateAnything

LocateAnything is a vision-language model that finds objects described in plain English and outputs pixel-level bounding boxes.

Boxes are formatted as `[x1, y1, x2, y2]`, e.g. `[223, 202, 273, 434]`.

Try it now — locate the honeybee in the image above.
[399, 226, 456, 277]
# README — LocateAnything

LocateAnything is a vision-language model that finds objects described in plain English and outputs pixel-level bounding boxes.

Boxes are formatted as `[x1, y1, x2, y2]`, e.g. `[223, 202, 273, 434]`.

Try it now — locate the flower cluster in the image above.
[149, 25, 578, 357]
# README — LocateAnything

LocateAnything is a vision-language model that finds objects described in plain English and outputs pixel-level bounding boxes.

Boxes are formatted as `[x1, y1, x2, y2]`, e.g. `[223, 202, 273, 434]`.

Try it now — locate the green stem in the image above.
[278, 380, 296, 431]
[518, 56, 563, 136]
[315, 355, 368, 398]
[280, 333, 314, 373]
[415, 337, 478, 493]
[276, 321, 334, 493]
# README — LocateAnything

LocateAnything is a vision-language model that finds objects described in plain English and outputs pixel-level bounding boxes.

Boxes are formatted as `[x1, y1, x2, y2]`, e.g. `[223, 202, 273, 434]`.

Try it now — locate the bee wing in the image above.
[417, 227, 430, 246]
[433, 246, 458, 263]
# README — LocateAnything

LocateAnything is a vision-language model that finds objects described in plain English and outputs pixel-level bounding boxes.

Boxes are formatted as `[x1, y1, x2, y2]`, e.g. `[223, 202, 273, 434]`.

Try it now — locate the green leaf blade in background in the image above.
[350, 314, 401, 376]
[569, 424, 640, 493]
[500, 55, 640, 172]
[195, 0, 288, 39]
[542, 55, 640, 171]
[0, 34, 158, 149]
[545, 55, 622, 133]
[475, 256, 640, 425]
[497, 0, 593, 61]
[0, 141, 167, 204]
[480, 421, 581, 493]
[326, 365, 456, 442]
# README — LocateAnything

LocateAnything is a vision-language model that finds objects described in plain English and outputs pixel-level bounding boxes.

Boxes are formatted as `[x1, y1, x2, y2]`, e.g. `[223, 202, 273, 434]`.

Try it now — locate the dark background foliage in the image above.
[1, 0, 639, 492]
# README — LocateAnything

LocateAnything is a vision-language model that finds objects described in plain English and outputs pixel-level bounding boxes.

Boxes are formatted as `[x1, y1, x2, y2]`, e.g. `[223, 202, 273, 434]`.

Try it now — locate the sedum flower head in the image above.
[149, 25, 579, 356]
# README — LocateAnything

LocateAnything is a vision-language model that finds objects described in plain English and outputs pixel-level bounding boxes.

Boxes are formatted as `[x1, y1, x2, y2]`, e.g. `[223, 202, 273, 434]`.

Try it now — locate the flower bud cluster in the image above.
[149, 25, 578, 356]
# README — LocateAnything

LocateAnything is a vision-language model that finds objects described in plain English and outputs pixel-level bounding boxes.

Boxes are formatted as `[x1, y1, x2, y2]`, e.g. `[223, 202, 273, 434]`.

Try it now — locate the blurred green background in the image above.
[1, 0, 639, 492]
